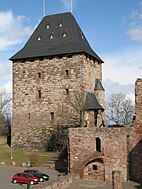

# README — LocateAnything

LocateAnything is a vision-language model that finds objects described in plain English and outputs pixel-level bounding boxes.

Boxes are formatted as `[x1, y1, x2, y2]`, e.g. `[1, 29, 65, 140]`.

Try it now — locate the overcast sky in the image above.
[0, 0, 142, 93]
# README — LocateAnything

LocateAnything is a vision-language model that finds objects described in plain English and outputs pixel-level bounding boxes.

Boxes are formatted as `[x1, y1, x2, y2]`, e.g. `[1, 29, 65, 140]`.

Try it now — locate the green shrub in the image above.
[47, 133, 59, 152]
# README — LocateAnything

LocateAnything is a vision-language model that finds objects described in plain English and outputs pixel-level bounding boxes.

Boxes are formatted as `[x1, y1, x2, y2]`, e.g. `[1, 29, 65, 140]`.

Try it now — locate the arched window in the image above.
[96, 137, 101, 152]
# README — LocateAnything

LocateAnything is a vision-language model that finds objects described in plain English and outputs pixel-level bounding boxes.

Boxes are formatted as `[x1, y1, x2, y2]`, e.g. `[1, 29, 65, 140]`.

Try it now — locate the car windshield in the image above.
[33, 170, 40, 173]
[26, 173, 35, 178]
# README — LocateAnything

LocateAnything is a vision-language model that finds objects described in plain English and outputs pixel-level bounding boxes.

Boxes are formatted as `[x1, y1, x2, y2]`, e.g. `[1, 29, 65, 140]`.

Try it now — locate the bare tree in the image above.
[60, 90, 86, 127]
[105, 93, 135, 126]
[0, 91, 11, 136]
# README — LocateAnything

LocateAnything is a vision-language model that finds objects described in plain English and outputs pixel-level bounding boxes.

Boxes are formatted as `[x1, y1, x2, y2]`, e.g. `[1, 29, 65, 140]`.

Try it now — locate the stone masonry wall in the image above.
[32, 174, 72, 189]
[12, 53, 102, 149]
[129, 78, 142, 182]
[69, 127, 129, 181]
[134, 78, 142, 128]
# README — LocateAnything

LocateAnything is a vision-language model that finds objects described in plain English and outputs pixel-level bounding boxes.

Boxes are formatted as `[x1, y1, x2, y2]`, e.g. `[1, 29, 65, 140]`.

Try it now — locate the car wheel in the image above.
[40, 178, 43, 182]
[13, 179, 17, 184]
[30, 180, 34, 185]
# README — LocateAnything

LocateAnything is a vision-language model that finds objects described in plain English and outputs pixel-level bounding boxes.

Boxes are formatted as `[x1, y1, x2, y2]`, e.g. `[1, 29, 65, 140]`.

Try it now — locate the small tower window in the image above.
[28, 113, 31, 120]
[38, 90, 41, 98]
[37, 36, 41, 41]
[65, 88, 69, 95]
[58, 21, 63, 27]
[38, 72, 41, 79]
[62, 31, 67, 38]
[96, 137, 101, 152]
[65, 69, 69, 77]
[50, 112, 54, 121]
[46, 23, 50, 29]
[49, 33, 55, 39]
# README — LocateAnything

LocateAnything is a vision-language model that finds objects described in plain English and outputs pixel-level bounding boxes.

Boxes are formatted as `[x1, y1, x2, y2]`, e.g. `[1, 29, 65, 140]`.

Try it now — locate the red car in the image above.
[12, 172, 39, 185]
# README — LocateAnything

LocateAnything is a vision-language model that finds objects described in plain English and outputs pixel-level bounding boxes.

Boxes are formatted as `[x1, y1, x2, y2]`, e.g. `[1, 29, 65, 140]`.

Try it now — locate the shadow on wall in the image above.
[134, 185, 142, 189]
[55, 146, 68, 174]
[129, 139, 142, 183]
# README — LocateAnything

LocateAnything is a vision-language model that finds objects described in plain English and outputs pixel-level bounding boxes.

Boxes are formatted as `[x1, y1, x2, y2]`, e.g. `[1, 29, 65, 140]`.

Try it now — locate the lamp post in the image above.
[10, 145, 13, 160]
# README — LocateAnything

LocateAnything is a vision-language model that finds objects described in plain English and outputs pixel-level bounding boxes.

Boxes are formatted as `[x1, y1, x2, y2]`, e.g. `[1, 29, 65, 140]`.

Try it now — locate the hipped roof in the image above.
[85, 92, 104, 111]
[10, 12, 103, 62]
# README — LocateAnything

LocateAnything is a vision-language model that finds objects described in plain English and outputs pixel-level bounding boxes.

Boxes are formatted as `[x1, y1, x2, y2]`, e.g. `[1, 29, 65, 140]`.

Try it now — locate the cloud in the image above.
[128, 26, 142, 41]
[0, 80, 12, 94]
[0, 11, 32, 51]
[125, 1, 142, 41]
[0, 61, 11, 78]
[102, 47, 142, 84]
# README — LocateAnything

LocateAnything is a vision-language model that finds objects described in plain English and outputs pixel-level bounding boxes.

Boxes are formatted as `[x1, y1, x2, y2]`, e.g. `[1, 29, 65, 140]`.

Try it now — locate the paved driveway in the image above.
[0, 165, 59, 189]
[0, 165, 141, 189]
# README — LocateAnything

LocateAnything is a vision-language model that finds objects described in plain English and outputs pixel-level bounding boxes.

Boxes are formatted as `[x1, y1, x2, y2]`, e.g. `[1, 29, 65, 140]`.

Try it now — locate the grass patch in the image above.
[0, 144, 59, 166]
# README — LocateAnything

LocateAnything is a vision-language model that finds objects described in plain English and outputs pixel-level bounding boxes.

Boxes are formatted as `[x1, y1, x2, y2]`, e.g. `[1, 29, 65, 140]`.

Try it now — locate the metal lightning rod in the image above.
[43, 0, 46, 17]
[70, 0, 72, 13]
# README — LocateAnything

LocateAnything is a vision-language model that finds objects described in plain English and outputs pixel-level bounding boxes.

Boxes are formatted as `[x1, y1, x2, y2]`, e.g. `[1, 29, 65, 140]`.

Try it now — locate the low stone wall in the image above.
[32, 174, 72, 189]
[112, 171, 123, 189]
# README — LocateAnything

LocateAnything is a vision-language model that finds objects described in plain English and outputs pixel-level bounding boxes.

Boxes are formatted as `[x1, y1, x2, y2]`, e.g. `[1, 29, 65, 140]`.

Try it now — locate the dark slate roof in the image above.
[84, 92, 103, 111]
[94, 78, 105, 91]
[10, 12, 103, 62]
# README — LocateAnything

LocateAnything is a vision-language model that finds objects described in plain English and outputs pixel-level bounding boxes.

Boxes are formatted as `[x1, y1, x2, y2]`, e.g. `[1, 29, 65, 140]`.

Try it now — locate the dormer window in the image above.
[58, 21, 63, 27]
[46, 23, 50, 29]
[49, 33, 55, 39]
[37, 36, 41, 41]
[80, 32, 84, 39]
[62, 31, 67, 38]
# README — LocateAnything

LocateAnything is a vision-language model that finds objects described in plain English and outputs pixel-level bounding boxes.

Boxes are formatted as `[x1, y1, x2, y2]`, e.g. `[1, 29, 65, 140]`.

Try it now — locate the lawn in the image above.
[0, 143, 59, 167]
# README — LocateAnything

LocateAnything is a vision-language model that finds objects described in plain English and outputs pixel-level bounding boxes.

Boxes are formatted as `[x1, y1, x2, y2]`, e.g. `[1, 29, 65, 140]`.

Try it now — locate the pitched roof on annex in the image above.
[10, 12, 103, 62]
[84, 92, 104, 111]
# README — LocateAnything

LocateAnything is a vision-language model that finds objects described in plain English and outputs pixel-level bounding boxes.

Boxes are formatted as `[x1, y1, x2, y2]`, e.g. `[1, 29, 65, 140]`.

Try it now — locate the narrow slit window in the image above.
[65, 88, 69, 95]
[28, 113, 31, 120]
[65, 70, 69, 77]
[96, 137, 101, 152]
[38, 72, 41, 79]
[50, 112, 54, 121]
[38, 90, 41, 98]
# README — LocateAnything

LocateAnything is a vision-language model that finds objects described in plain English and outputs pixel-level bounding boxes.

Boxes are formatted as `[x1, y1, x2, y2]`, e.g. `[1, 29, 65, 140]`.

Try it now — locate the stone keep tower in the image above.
[10, 12, 105, 149]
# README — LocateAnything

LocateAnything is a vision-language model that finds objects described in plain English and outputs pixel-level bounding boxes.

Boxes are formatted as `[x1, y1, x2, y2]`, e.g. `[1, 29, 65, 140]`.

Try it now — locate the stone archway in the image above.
[82, 158, 105, 180]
